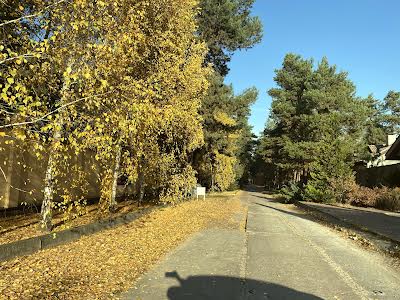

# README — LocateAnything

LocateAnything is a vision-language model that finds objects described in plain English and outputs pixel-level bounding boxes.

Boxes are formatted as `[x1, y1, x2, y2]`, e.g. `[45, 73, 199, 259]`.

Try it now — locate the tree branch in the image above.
[0, 54, 37, 65]
[0, 165, 38, 201]
[0, 91, 113, 129]
[0, 0, 67, 28]
[0, 165, 7, 182]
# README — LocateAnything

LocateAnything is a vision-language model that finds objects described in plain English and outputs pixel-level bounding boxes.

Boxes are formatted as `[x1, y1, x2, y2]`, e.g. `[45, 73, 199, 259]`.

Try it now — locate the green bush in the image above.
[280, 182, 302, 203]
[304, 182, 335, 203]
[376, 188, 400, 212]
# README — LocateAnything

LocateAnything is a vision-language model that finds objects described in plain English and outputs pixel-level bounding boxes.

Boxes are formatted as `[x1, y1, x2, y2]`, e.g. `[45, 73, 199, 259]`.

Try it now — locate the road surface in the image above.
[121, 191, 400, 300]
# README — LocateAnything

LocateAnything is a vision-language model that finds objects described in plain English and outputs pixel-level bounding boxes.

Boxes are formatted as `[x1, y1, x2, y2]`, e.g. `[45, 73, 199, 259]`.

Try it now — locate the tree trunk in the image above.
[138, 172, 144, 206]
[109, 145, 121, 212]
[40, 68, 69, 231]
[210, 163, 215, 191]
[40, 153, 55, 231]
[40, 120, 63, 231]
[4, 144, 15, 209]
[136, 156, 145, 207]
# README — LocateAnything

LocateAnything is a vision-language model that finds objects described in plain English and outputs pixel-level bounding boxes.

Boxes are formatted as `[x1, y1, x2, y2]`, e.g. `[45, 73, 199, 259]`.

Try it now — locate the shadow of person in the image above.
[166, 271, 323, 300]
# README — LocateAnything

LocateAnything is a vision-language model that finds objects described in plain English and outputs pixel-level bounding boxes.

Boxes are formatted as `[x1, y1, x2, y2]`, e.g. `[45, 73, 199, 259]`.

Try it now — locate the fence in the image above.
[0, 136, 101, 209]
[355, 163, 400, 188]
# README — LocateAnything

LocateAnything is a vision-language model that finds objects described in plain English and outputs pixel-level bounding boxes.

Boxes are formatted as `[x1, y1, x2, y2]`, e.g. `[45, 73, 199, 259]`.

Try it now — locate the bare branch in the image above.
[0, 91, 113, 129]
[0, 165, 7, 182]
[0, 54, 37, 65]
[0, 0, 67, 28]
[0, 165, 37, 200]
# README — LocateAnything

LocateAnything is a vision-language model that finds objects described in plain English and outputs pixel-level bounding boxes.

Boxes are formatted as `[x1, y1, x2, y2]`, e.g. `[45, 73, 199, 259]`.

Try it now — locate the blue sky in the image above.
[225, 0, 400, 136]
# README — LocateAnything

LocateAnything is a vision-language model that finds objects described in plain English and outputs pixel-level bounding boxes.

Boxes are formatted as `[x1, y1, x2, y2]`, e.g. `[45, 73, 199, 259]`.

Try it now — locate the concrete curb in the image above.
[0, 206, 155, 262]
[295, 201, 400, 245]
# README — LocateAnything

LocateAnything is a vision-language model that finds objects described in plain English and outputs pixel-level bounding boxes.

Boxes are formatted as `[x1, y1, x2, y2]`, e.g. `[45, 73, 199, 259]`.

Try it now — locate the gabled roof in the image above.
[368, 145, 378, 155]
[386, 136, 400, 160]
[368, 144, 390, 157]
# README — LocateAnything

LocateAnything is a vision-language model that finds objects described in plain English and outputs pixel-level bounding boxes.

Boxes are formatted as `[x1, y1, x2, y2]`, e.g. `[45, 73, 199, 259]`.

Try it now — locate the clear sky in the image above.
[225, 0, 400, 136]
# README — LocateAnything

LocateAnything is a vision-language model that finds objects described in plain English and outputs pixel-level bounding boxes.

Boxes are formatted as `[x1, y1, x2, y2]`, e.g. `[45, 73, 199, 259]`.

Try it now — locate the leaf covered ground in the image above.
[0, 201, 150, 245]
[0, 192, 244, 299]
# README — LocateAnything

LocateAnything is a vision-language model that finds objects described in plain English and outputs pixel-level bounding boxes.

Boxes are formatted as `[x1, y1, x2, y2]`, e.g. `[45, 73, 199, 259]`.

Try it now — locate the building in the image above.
[386, 135, 400, 160]
[367, 134, 400, 168]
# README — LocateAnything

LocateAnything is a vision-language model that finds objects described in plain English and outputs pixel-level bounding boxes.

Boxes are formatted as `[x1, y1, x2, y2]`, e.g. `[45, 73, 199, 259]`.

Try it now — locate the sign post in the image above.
[196, 187, 206, 200]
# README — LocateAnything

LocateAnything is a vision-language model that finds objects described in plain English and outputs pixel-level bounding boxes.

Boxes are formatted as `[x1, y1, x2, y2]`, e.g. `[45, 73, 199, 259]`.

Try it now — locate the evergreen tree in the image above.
[383, 90, 400, 134]
[259, 54, 370, 201]
[193, 1, 262, 190]
[198, 0, 263, 76]
[363, 95, 388, 146]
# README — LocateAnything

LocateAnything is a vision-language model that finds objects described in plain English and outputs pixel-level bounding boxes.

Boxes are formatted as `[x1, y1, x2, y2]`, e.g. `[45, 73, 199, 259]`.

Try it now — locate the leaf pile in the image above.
[0, 194, 243, 299]
[0, 201, 150, 245]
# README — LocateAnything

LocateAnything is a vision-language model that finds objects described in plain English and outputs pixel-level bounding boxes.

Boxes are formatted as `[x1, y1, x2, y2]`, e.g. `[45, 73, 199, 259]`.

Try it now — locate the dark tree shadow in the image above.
[166, 271, 323, 300]
[243, 185, 265, 193]
[251, 194, 287, 204]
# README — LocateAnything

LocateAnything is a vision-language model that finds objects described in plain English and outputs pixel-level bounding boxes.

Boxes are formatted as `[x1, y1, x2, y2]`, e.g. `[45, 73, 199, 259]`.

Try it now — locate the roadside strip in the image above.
[0, 206, 155, 262]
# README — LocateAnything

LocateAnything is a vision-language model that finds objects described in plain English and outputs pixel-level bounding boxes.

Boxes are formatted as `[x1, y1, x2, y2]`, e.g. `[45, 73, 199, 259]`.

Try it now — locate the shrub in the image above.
[304, 183, 335, 203]
[376, 188, 400, 212]
[342, 181, 382, 207]
[328, 177, 356, 204]
[303, 171, 336, 203]
[329, 177, 400, 211]
[280, 182, 302, 203]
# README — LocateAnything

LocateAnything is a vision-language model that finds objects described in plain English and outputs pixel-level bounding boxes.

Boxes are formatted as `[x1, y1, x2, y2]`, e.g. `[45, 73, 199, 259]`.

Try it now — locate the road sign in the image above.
[196, 187, 206, 200]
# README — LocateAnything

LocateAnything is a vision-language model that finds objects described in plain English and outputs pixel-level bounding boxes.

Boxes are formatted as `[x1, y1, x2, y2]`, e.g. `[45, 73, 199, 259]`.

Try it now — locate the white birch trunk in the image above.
[40, 72, 69, 231]
[41, 153, 55, 230]
[210, 164, 215, 191]
[138, 176, 144, 205]
[109, 145, 121, 211]
[136, 155, 145, 206]
[4, 145, 15, 208]
[40, 121, 63, 231]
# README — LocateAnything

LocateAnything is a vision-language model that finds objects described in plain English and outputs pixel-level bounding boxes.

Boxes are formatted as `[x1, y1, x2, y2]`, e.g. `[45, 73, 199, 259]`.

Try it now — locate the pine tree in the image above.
[383, 90, 400, 134]
[259, 54, 370, 201]
[198, 0, 262, 76]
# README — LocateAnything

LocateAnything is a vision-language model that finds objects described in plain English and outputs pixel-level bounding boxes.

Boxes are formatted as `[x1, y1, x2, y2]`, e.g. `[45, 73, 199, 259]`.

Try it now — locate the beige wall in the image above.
[0, 137, 102, 209]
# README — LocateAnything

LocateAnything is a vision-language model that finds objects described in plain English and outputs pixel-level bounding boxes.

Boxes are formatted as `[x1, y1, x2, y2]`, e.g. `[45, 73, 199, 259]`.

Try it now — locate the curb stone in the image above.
[0, 206, 155, 262]
[0, 193, 227, 262]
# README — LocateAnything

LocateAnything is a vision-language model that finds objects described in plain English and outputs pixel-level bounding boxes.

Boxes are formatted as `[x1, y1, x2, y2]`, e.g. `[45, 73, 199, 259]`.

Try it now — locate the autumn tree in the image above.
[193, 74, 257, 190]
[1, 0, 210, 230]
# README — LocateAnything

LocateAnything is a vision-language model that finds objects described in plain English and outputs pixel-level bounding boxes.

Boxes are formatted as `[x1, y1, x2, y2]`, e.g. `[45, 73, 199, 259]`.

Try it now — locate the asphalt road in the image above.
[121, 191, 400, 300]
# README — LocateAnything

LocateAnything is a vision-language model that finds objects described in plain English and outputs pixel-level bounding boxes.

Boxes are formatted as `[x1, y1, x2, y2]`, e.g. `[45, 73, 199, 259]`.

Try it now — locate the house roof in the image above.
[386, 136, 400, 160]
[368, 145, 378, 155]
[368, 144, 390, 156]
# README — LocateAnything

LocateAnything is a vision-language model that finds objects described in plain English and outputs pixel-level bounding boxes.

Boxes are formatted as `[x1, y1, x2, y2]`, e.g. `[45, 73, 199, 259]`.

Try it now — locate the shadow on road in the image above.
[253, 201, 313, 220]
[251, 194, 286, 203]
[165, 271, 323, 300]
[243, 185, 265, 193]
[251, 193, 400, 250]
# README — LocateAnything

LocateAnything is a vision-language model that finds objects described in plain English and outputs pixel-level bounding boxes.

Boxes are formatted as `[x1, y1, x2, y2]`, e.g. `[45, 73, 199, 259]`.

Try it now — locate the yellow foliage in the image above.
[214, 152, 237, 191]
[213, 111, 237, 127]
[1, 0, 210, 222]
